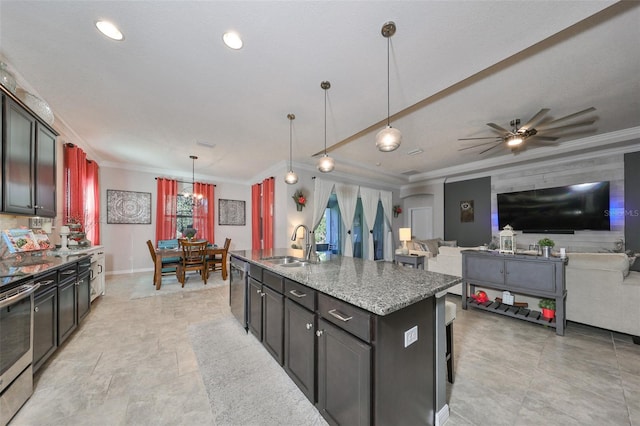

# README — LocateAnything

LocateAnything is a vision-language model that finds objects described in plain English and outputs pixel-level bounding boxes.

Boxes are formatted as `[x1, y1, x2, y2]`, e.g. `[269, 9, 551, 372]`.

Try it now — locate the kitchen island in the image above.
[230, 248, 461, 426]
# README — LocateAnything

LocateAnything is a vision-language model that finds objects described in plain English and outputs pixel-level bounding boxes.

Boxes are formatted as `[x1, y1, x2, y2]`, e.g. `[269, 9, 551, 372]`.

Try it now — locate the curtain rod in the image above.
[155, 177, 216, 187]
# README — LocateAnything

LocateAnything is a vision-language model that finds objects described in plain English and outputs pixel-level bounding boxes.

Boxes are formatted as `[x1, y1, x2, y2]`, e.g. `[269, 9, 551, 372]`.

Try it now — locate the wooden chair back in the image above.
[207, 238, 231, 280]
[177, 239, 208, 287]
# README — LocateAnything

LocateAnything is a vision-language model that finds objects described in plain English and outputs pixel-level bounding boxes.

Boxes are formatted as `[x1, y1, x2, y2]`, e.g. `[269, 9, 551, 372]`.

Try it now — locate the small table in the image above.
[395, 253, 426, 270]
[154, 247, 228, 290]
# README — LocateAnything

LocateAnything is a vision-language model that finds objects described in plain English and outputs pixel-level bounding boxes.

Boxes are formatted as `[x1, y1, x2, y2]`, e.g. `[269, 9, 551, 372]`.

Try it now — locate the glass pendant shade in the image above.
[375, 126, 402, 152]
[285, 170, 298, 184]
[317, 154, 335, 173]
[0, 62, 17, 94]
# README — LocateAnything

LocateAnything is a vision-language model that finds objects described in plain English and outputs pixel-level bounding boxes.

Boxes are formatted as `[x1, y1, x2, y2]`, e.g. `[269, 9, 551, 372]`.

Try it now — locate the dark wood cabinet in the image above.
[33, 285, 57, 372]
[284, 298, 316, 402]
[57, 264, 78, 345]
[262, 285, 284, 364]
[247, 278, 263, 339]
[34, 123, 57, 217]
[77, 272, 91, 322]
[1, 88, 57, 217]
[317, 318, 371, 426]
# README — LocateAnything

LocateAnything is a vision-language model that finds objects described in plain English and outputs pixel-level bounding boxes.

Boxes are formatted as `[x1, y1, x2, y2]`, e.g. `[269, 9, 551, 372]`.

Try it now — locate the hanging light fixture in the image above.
[183, 155, 204, 203]
[317, 81, 335, 173]
[285, 113, 299, 184]
[375, 21, 402, 152]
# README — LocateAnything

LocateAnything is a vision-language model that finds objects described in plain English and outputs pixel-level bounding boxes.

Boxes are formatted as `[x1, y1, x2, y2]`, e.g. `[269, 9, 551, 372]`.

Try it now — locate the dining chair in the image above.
[177, 239, 208, 287]
[206, 238, 231, 281]
[146, 240, 181, 285]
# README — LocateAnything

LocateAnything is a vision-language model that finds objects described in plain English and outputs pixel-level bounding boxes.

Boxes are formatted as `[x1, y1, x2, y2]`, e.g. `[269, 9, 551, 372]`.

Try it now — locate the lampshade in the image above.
[317, 154, 335, 173]
[506, 135, 523, 147]
[285, 170, 298, 184]
[399, 228, 412, 242]
[375, 126, 402, 152]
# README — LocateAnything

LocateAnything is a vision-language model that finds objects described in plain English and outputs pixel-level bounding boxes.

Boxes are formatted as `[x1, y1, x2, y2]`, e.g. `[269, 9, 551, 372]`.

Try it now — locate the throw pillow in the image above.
[417, 238, 441, 256]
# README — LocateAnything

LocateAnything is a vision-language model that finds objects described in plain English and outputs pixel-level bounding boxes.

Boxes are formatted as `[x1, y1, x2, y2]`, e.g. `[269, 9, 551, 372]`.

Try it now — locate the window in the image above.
[315, 194, 341, 254]
[176, 195, 194, 237]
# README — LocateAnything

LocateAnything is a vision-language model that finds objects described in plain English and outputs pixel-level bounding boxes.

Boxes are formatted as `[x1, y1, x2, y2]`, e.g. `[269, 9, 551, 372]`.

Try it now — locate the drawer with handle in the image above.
[317, 293, 371, 343]
[284, 279, 316, 311]
[33, 271, 57, 295]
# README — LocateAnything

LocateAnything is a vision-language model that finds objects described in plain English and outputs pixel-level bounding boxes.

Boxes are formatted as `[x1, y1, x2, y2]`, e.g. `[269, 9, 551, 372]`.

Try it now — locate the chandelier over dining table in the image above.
[183, 155, 204, 203]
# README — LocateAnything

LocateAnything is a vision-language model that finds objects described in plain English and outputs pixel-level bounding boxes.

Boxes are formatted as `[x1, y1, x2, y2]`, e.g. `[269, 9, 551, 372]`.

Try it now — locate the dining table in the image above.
[154, 246, 228, 290]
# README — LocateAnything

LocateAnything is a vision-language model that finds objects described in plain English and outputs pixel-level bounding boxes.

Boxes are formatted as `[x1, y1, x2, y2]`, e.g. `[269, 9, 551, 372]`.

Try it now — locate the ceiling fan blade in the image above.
[457, 137, 502, 141]
[520, 108, 550, 131]
[538, 120, 596, 133]
[479, 141, 504, 155]
[458, 140, 503, 151]
[536, 107, 596, 129]
[528, 135, 559, 141]
[486, 122, 510, 133]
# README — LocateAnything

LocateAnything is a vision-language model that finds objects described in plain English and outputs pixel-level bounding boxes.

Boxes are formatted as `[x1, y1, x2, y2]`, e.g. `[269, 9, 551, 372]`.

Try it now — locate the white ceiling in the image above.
[1, 1, 639, 186]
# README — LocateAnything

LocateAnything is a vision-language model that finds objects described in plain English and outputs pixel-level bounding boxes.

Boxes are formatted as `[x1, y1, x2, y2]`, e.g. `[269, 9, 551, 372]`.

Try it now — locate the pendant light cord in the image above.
[324, 87, 328, 155]
[386, 35, 390, 127]
[289, 118, 293, 169]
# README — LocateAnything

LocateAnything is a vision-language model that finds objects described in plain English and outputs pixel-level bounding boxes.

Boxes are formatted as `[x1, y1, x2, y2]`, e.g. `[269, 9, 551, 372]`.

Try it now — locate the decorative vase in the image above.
[296, 204, 303, 211]
[0, 62, 17, 94]
[542, 246, 551, 257]
[541, 308, 555, 319]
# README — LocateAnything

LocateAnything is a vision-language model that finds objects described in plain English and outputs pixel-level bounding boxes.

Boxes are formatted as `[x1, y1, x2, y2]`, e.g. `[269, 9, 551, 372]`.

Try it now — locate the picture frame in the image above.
[219, 199, 246, 226]
[460, 200, 474, 223]
[107, 190, 152, 224]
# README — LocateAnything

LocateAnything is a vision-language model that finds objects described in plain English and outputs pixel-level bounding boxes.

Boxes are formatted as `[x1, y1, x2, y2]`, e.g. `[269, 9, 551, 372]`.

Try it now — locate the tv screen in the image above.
[497, 181, 610, 233]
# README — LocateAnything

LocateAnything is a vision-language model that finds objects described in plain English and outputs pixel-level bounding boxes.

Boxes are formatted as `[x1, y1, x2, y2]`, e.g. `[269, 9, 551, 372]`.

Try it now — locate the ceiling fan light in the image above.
[376, 126, 402, 152]
[285, 170, 298, 184]
[506, 135, 523, 146]
[317, 154, 335, 173]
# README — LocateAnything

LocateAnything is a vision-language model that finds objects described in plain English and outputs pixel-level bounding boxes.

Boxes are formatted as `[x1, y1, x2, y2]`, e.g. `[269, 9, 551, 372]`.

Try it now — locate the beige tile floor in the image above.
[9, 271, 640, 425]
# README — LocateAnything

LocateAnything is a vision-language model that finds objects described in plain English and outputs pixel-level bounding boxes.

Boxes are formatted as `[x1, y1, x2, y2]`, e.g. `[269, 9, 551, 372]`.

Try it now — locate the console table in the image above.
[461, 250, 567, 335]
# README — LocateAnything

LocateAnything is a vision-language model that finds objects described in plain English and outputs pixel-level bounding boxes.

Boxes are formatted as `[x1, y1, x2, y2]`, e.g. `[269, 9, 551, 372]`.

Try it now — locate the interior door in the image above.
[409, 207, 433, 240]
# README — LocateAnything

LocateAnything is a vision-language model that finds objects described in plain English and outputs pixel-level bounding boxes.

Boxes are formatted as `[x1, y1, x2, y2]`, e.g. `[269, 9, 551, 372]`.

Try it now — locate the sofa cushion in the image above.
[567, 253, 630, 277]
[415, 238, 441, 256]
[438, 240, 457, 247]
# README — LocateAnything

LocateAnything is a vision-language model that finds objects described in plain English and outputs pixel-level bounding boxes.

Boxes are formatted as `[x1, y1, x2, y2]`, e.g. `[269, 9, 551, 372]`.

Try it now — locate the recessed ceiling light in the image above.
[223, 31, 243, 50]
[95, 20, 124, 41]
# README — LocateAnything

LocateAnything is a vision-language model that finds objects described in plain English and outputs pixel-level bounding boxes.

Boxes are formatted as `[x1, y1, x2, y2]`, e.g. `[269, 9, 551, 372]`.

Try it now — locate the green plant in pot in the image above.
[538, 237, 555, 257]
[539, 298, 556, 319]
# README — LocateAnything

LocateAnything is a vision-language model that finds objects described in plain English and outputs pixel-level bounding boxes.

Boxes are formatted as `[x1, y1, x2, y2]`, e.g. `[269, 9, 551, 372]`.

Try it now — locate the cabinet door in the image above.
[35, 123, 56, 217]
[3, 98, 35, 215]
[464, 254, 504, 285]
[247, 278, 263, 339]
[284, 298, 315, 402]
[262, 285, 284, 364]
[33, 287, 58, 372]
[77, 272, 91, 322]
[505, 259, 557, 295]
[317, 319, 371, 426]
[58, 279, 78, 345]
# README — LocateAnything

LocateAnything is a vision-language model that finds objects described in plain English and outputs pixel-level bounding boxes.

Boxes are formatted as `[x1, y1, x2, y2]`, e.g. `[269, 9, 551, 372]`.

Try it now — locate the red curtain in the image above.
[193, 182, 215, 244]
[155, 178, 178, 244]
[262, 177, 275, 250]
[251, 183, 261, 250]
[64, 144, 100, 244]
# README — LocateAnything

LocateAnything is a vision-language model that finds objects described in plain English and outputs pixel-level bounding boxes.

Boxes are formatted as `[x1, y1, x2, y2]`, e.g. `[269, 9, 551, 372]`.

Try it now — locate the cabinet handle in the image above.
[34, 306, 39, 313]
[328, 309, 352, 322]
[315, 330, 324, 337]
[36, 279, 55, 286]
[61, 270, 75, 275]
[98, 264, 103, 273]
[306, 323, 313, 330]
[289, 289, 307, 298]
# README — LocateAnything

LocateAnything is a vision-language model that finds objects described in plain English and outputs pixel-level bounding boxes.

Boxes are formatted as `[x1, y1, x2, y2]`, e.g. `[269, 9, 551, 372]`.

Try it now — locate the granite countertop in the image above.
[0, 249, 95, 288]
[231, 248, 462, 316]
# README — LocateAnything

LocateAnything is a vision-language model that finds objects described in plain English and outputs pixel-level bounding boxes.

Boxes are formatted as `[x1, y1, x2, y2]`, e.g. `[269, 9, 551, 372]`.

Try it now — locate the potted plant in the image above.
[538, 237, 555, 257]
[293, 190, 306, 211]
[393, 205, 402, 218]
[539, 298, 556, 319]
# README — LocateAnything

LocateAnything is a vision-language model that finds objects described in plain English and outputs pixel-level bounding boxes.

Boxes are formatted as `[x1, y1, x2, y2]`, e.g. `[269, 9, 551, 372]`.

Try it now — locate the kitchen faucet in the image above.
[291, 224, 312, 261]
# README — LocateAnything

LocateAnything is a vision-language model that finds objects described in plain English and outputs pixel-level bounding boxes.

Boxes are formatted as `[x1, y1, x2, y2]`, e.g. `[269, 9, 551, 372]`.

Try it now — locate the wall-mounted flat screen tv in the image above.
[497, 181, 610, 233]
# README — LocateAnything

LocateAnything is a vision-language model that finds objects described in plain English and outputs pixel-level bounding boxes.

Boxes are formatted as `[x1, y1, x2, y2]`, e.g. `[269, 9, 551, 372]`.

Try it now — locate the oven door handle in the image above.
[0, 283, 40, 309]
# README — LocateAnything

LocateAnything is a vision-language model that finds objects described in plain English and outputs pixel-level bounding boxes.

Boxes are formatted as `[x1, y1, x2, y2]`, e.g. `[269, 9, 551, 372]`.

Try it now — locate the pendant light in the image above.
[375, 21, 402, 152]
[183, 155, 203, 203]
[284, 113, 299, 184]
[317, 81, 335, 173]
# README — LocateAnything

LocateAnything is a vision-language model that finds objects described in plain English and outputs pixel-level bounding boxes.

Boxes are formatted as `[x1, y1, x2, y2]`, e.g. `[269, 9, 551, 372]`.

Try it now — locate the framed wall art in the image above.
[460, 200, 474, 223]
[107, 190, 152, 224]
[219, 199, 246, 226]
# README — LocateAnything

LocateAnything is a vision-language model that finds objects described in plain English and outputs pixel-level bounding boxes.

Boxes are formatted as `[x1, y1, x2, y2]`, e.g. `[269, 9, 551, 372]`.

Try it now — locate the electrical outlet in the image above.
[404, 326, 418, 348]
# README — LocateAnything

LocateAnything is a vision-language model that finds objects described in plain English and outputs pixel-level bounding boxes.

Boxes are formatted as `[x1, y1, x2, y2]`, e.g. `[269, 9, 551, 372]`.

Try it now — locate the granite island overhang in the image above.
[229, 248, 460, 425]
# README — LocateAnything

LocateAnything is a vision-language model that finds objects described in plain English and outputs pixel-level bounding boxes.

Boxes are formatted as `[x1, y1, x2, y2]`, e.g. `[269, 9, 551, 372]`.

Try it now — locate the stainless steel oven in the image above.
[0, 280, 39, 426]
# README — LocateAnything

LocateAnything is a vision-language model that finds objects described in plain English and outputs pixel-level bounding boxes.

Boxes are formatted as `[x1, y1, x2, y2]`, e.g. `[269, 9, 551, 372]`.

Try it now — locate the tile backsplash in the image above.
[0, 214, 19, 230]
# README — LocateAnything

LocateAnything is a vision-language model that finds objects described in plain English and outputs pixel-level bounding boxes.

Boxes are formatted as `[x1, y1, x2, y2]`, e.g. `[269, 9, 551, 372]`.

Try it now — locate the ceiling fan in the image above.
[458, 107, 596, 155]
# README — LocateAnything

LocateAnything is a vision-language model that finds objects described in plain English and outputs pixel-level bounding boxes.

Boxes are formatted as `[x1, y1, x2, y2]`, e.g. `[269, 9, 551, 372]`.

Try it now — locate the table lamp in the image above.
[399, 228, 412, 255]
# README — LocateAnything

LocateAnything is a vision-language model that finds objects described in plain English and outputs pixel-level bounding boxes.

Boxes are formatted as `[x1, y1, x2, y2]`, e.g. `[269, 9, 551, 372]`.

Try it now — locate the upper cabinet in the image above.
[1, 86, 58, 217]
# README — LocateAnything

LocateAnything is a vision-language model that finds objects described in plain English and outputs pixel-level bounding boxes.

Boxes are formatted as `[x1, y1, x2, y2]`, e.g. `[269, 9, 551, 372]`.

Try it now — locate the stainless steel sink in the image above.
[260, 256, 305, 265]
[280, 261, 312, 268]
